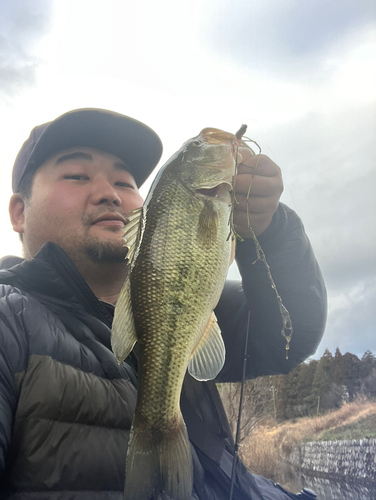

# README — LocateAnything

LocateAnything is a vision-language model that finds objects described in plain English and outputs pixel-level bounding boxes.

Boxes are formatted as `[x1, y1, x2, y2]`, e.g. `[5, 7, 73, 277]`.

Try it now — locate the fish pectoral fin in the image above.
[111, 277, 137, 364]
[188, 312, 226, 381]
[123, 206, 143, 263]
[198, 201, 219, 247]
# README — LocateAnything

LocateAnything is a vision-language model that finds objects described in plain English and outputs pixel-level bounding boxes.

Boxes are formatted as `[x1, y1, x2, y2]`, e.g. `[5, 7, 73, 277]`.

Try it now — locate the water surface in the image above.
[290, 474, 375, 500]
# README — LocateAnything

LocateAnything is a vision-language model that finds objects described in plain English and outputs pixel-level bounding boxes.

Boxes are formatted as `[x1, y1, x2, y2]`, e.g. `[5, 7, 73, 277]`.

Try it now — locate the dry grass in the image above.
[240, 398, 376, 482]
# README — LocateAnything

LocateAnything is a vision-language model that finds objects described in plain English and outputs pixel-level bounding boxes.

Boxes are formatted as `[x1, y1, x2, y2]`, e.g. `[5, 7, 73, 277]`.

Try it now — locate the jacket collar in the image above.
[0, 255, 24, 270]
[0, 242, 114, 327]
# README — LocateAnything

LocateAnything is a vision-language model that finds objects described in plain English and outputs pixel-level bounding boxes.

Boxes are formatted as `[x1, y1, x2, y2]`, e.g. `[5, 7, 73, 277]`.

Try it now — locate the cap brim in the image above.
[25, 108, 163, 187]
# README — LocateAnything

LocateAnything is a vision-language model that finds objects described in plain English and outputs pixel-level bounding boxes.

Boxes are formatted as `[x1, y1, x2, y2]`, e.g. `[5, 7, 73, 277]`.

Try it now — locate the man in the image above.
[0, 108, 326, 499]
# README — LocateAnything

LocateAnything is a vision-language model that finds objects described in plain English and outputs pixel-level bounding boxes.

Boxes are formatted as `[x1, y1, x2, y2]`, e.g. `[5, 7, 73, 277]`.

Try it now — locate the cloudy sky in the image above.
[0, 0, 375, 359]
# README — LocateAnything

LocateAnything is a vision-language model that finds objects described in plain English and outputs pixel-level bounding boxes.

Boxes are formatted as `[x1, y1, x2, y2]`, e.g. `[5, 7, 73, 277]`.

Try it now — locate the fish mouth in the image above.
[195, 183, 231, 199]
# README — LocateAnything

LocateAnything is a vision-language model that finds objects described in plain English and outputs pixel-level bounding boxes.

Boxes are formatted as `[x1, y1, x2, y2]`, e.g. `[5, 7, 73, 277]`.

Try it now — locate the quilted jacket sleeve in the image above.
[0, 286, 29, 473]
[216, 203, 327, 382]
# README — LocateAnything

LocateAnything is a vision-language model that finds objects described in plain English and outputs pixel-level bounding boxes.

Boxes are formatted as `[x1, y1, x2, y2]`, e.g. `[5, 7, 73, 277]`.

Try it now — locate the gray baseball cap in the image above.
[12, 108, 163, 192]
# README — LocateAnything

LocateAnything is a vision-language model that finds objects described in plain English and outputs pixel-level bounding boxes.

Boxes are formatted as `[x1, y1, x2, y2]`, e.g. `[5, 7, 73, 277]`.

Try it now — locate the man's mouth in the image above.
[92, 213, 126, 227]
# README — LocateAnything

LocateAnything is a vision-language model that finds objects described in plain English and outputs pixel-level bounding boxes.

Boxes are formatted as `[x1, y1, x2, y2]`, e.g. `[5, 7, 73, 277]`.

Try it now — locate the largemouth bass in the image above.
[112, 127, 254, 500]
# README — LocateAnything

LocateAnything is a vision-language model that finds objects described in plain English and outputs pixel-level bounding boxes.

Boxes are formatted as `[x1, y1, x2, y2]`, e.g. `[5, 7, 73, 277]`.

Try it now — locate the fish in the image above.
[111, 127, 254, 500]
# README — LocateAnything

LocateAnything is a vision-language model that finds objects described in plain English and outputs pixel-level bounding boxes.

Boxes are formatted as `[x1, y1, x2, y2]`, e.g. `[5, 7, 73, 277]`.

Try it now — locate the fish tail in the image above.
[124, 415, 193, 500]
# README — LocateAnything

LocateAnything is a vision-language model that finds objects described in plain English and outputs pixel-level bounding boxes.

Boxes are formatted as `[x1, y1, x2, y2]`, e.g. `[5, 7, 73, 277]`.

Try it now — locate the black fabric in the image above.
[0, 203, 326, 499]
[217, 204, 327, 381]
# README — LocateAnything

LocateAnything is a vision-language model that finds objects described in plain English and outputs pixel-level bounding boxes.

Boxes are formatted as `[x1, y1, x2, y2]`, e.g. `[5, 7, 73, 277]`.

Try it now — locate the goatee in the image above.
[85, 240, 128, 263]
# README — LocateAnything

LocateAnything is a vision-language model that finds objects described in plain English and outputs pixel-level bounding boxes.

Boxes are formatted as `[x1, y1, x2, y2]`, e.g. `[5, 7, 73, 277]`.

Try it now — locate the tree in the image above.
[359, 350, 376, 397]
[332, 347, 344, 385]
[310, 349, 333, 410]
[361, 368, 376, 397]
[299, 359, 319, 414]
[360, 350, 376, 380]
[280, 363, 305, 419]
[341, 352, 361, 400]
[218, 376, 277, 443]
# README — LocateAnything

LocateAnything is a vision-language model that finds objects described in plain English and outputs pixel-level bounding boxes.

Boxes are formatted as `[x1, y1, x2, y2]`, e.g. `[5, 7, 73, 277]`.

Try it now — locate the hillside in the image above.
[239, 399, 376, 484]
[318, 412, 376, 441]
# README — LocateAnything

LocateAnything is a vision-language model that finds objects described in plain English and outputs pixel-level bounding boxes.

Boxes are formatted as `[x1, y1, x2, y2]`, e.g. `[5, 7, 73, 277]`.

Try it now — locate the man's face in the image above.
[15, 147, 144, 263]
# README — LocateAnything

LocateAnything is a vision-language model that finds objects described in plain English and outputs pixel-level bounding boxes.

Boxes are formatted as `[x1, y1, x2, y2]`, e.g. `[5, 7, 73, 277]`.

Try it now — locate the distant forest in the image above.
[276, 348, 376, 418]
[219, 349, 376, 441]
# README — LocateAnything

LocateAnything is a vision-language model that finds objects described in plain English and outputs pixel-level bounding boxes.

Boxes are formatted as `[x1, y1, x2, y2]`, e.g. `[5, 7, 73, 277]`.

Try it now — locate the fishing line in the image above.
[228, 127, 292, 499]
[229, 127, 253, 499]
[228, 308, 251, 500]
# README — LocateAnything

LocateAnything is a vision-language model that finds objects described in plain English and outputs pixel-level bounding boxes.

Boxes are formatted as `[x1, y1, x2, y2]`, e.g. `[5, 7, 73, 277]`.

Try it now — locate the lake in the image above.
[291, 474, 375, 500]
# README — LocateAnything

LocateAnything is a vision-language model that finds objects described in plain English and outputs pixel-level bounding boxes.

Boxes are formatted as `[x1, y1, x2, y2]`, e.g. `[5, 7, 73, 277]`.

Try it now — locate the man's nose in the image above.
[91, 179, 122, 206]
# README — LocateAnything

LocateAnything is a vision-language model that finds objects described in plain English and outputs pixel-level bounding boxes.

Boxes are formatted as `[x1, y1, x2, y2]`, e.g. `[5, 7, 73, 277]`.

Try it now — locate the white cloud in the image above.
[320, 277, 376, 357]
[193, 0, 376, 78]
[0, 0, 53, 100]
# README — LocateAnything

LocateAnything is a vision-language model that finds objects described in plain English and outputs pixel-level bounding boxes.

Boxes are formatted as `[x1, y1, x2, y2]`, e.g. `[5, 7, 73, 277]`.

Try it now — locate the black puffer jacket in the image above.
[0, 204, 326, 499]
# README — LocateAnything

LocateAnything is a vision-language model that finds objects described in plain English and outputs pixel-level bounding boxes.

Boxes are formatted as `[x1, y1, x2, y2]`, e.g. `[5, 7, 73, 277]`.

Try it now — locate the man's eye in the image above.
[64, 175, 88, 181]
[115, 182, 135, 189]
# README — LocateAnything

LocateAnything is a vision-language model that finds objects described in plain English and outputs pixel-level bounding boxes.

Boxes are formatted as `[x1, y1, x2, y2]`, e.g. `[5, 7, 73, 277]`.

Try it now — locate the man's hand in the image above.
[233, 153, 283, 239]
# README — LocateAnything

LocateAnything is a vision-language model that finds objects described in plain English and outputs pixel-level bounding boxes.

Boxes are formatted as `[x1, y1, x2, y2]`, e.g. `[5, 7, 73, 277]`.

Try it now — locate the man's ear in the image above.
[9, 194, 26, 235]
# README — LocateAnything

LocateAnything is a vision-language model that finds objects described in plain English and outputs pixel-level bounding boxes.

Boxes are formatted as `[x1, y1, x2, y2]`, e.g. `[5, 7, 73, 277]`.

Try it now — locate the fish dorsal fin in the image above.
[111, 277, 137, 364]
[123, 207, 143, 264]
[188, 312, 226, 381]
